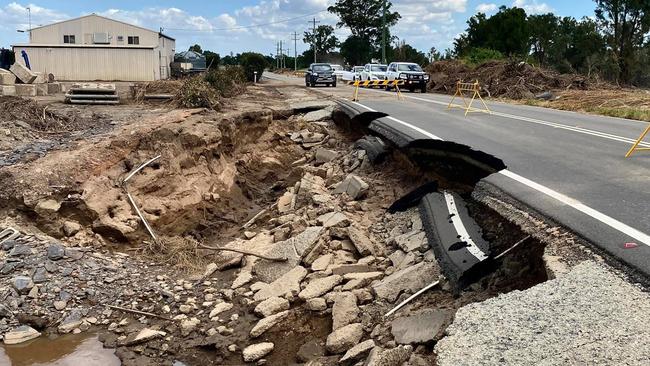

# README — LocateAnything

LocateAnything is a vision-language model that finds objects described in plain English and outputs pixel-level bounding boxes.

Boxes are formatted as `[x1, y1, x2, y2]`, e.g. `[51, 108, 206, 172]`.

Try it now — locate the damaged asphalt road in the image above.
[268, 71, 650, 279]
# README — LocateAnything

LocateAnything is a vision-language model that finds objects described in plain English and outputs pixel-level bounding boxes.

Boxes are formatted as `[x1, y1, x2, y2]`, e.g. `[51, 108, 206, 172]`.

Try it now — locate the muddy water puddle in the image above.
[0, 332, 120, 366]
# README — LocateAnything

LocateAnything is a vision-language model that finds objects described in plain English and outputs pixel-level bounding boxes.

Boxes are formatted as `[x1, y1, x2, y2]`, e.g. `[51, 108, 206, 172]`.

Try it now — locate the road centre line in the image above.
[350, 99, 650, 247]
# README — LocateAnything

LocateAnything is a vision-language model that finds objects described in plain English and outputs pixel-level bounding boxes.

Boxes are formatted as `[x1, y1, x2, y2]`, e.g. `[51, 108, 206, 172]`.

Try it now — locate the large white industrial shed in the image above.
[12, 14, 175, 81]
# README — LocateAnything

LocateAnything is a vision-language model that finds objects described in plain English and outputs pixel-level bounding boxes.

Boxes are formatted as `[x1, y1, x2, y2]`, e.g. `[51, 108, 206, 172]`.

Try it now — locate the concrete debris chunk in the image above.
[372, 261, 440, 303]
[365, 345, 413, 366]
[254, 226, 323, 283]
[348, 226, 384, 256]
[311, 254, 333, 271]
[3, 325, 41, 345]
[209, 302, 233, 318]
[304, 107, 334, 122]
[10, 63, 37, 84]
[333, 174, 369, 200]
[254, 296, 290, 317]
[298, 275, 343, 300]
[325, 323, 363, 354]
[250, 310, 289, 337]
[123, 328, 166, 346]
[15, 84, 36, 96]
[243, 342, 275, 362]
[390, 309, 452, 344]
[254, 265, 308, 301]
[315, 148, 338, 163]
[332, 292, 359, 330]
[394, 230, 428, 252]
[316, 212, 349, 228]
[11, 275, 34, 294]
[339, 339, 375, 363]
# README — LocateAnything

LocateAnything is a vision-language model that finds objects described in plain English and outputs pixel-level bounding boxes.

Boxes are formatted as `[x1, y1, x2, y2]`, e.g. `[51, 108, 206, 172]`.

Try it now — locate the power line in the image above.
[163, 9, 327, 32]
[308, 18, 320, 63]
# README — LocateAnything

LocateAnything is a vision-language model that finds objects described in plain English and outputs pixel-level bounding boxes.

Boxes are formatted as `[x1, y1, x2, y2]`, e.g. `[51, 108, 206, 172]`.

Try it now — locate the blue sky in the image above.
[0, 0, 597, 56]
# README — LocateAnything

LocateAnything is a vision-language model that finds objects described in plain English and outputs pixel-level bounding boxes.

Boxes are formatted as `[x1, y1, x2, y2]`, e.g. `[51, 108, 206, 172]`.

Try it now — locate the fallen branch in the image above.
[106, 304, 172, 321]
[198, 243, 287, 262]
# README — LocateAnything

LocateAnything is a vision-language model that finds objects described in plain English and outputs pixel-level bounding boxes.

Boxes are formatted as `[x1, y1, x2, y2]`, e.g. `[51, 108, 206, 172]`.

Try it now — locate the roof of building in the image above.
[30, 14, 175, 41]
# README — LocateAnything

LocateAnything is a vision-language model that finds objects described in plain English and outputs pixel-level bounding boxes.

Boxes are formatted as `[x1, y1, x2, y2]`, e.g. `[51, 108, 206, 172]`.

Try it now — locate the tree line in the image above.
[453, 1, 650, 85]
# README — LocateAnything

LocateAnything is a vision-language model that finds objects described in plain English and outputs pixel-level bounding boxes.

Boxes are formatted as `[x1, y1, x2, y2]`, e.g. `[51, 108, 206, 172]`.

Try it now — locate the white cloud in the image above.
[0, 2, 68, 31]
[513, 0, 553, 14]
[476, 3, 498, 13]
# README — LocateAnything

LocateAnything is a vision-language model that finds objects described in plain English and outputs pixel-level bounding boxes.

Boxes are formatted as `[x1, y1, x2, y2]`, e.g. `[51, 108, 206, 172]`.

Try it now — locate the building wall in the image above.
[30, 15, 159, 46]
[156, 35, 176, 79]
[13, 45, 157, 81]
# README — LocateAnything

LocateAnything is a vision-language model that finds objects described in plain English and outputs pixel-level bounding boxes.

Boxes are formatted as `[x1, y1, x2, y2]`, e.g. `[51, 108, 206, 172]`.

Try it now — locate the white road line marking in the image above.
[444, 191, 489, 261]
[347, 99, 650, 247]
[400, 93, 650, 147]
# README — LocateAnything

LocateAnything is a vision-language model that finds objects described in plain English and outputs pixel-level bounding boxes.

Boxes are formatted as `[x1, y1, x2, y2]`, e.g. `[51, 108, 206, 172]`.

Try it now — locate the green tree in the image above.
[328, 0, 400, 52]
[204, 50, 220, 68]
[188, 44, 203, 54]
[528, 13, 559, 66]
[392, 40, 428, 65]
[595, 0, 650, 83]
[239, 52, 268, 81]
[303, 25, 339, 60]
[339, 35, 373, 66]
[456, 7, 530, 57]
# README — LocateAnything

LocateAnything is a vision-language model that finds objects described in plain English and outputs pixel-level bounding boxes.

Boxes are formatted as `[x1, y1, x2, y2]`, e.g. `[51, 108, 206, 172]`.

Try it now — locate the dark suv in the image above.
[305, 63, 336, 87]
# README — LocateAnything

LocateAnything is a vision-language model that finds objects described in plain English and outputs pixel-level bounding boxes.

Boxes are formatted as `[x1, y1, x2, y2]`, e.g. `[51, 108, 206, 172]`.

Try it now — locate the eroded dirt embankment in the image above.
[0, 82, 569, 366]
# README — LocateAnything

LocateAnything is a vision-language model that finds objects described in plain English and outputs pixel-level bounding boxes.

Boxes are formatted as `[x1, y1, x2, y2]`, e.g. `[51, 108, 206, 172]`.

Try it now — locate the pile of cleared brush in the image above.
[0, 96, 89, 133]
[426, 60, 608, 99]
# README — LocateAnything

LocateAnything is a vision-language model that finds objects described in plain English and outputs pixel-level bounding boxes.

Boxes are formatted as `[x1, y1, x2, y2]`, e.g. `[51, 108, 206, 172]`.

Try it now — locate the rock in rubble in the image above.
[62, 221, 82, 237]
[347, 226, 384, 256]
[297, 339, 326, 362]
[333, 174, 369, 200]
[372, 261, 440, 303]
[0, 303, 13, 318]
[298, 275, 343, 300]
[254, 296, 290, 317]
[315, 148, 338, 163]
[393, 231, 428, 252]
[311, 254, 333, 271]
[47, 243, 65, 260]
[122, 328, 167, 346]
[3, 325, 41, 345]
[316, 212, 349, 228]
[254, 266, 308, 302]
[390, 309, 453, 344]
[243, 342, 275, 362]
[326, 323, 364, 354]
[34, 198, 61, 217]
[304, 107, 333, 122]
[11, 276, 34, 294]
[339, 339, 375, 363]
[332, 292, 359, 330]
[364, 345, 413, 366]
[306, 297, 327, 311]
[254, 227, 323, 283]
[180, 317, 200, 336]
[9, 244, 32, 257]
[231, 270, 254, 289]
[209, 302, 233, 318]
[58, 309, 83, 333]
[250, 310, 289, 337]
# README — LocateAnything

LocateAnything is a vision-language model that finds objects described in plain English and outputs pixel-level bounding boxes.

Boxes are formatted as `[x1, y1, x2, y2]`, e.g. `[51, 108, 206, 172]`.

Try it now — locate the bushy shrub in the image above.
[204, 66, 247, 97]
[464, 48, 504, 66]
[239, 52, 268, 81]
[175, 76, 220, 109]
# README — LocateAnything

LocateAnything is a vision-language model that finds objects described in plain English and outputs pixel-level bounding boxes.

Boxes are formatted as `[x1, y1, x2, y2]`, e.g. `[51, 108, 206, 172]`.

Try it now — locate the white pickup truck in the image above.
[385, 62, 429, 92]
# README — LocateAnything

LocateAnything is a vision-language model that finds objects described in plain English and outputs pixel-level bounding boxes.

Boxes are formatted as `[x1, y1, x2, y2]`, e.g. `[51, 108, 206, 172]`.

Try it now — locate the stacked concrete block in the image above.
[0, 68, 16, 85]
[47, 82, 61, 94]
[1, 86, 16, 96]
[10, 63, 37, 84]
[35, 84, 48, 96]
[33, 72, 46, 84]
[15, 84, 36, 97]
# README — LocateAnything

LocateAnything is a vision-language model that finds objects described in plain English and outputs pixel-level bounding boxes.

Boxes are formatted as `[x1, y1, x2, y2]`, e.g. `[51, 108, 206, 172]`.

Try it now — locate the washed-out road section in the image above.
[265, 72, 650, 276]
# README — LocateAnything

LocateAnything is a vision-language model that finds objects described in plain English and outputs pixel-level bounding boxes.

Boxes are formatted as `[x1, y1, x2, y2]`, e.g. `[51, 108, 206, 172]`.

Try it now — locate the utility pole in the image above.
[284, 47, 291, 69]
[276, 42, 279, 69]
[292, 31, 299, 71]
[308, 18, 320, 63]
[381, 0, 387, 64]
[280, 40, 283, 69]
[27, 6, 31, 42]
